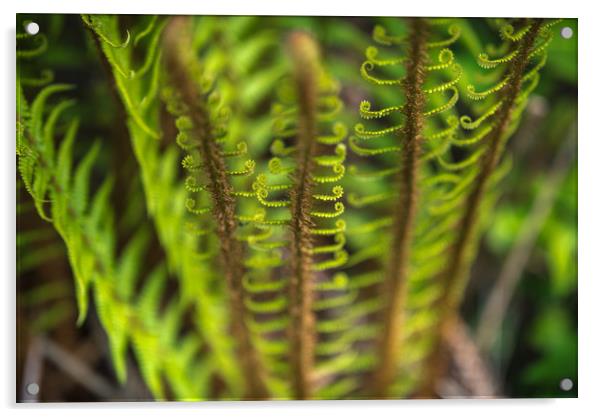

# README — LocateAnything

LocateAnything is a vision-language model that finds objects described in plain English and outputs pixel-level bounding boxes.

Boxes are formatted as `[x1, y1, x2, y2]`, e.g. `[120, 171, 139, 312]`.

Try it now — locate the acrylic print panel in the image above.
[16, 14, 577, 401]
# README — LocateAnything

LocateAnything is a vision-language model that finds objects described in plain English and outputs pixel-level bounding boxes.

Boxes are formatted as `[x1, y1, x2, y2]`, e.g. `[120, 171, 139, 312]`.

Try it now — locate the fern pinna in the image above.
[16, 15, 565, 400]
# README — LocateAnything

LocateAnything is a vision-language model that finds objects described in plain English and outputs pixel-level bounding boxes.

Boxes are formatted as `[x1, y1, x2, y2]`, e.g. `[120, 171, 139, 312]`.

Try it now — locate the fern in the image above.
[416, 18, 560, 396]
[161, 16, 271, 399]
[188, 16, 288, 153]
[16, 15, 567, 401]
[83, 14, 247, 396]
[246, 32, 351, 398]
[82, 15, 311, 399]
[16, 82, 213, 399]
[346, 17, 464, 397]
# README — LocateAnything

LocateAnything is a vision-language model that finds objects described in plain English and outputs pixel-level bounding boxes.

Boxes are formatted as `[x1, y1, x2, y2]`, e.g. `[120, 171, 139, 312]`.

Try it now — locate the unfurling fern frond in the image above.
[162, 16, 270, 400]
[347, 17, 463, 398]
[17, 28, 55, 88]
[84, 14, 246, 398]
[243, 32, 352, 399]
[417, 18, 560, 396]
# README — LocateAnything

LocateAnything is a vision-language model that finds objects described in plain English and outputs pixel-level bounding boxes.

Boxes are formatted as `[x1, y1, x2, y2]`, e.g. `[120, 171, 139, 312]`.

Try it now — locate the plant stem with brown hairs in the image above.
[370, 17, 430, 398]
[286, 32, 321, 400]
[162, 16, 269, 400]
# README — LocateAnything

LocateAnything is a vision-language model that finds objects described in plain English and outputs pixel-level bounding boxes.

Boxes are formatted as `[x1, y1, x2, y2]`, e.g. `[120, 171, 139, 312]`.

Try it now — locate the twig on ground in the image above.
[443, 315, 498, 398]
[20, 336, 45, 402]
[42, 336, 123, 400]
[476, 122, 577, 353]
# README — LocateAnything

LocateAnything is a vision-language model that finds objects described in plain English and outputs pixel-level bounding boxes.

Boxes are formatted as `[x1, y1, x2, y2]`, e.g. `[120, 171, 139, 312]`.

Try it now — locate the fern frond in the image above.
[313, 185, 344, 201]
[477, 50, 518, 69]
[425, 48, 455, 71]
[21, 69, 54, 87]
[317, 122, 348, 145]
[423, 86, 459, 116]
[17, 32, 48, 59]
[499, 21, 532, 42]
[459, 100, 503, 129]
[365, 46, 407, 66]
[423, 63, 462, 94]
[17, 82, 210, 399]
[354, 123, 404, 140]
[416, 18, 557, 397]
[360, 61, 401, 85]
[348, 191, 394, 208]
[348, 17, 464, 398]
[162, 16, 270, 399]
[348, 165, 401, 180]
[85, 14, 248, 398]
[244, 31, 351, 399]
[467, 75, 510, 100]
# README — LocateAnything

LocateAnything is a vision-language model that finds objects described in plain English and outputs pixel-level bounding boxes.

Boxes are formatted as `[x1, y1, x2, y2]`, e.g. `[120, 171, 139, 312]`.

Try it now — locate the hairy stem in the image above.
[370, 18, 429, 398]
[162, 17, 269, 400]
[419, 19, 544, 397]
[286, 32, 320, 400]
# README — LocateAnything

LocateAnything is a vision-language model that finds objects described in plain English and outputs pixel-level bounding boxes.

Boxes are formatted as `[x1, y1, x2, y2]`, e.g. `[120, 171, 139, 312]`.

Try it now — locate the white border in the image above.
[2, 1, 599, 416]
[10, 0, 580, 17]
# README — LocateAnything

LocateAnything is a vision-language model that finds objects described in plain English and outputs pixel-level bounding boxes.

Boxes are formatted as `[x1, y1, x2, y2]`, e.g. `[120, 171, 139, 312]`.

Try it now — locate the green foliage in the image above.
[19, 78, 228, 398]
[522, 307, 577, 396]
[16, 15, 575, 400]
[81, 14, 247, 397]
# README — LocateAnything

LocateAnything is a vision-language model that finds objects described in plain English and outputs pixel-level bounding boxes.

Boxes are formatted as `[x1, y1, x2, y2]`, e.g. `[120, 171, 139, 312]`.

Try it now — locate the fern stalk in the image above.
[162, 17, 269, 399]
[419, 18, 544, 397]
[371, 18, 430, 397]
[286, 32, 321, 399]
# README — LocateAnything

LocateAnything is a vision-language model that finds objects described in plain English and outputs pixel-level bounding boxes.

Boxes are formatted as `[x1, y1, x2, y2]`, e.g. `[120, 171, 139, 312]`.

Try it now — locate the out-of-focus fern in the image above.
[189, 16, 288, 154]
[17, 28, 53, 87]
[82, 14, 247, 397]
[17, 177, 74, 333]
[161, 16, 271, 399]
[17, 82, 210, 399]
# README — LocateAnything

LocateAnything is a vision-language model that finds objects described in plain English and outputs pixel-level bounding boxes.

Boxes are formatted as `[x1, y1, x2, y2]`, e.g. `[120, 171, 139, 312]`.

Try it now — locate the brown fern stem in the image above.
[162, 17, 269, 400]
[418, 19, 544, 398]
[370, 18, 429, 398]
[286, 32, 320, 400]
